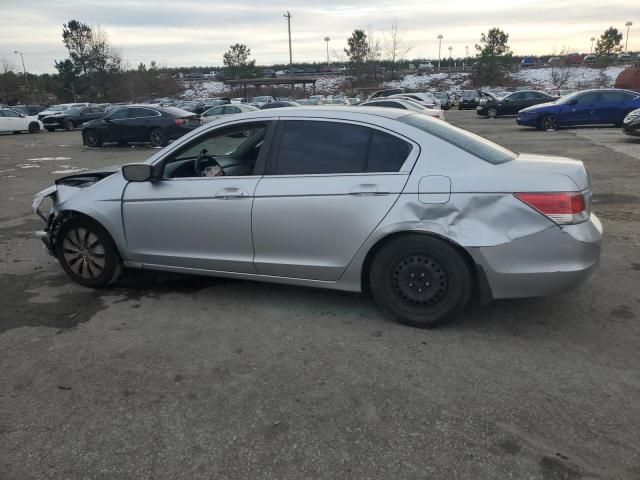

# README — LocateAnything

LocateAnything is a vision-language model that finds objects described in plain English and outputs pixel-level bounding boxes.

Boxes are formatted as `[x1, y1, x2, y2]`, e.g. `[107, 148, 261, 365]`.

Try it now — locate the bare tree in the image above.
[550, 65, 573, 89]
[1, 58, 15, 74]
[365, 27, 383, 80]
[384, 22, 414, 78]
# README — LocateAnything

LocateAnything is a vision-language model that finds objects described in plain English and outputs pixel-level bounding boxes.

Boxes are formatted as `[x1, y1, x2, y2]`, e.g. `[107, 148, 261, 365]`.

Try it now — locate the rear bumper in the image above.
[469, 214, 603, 299]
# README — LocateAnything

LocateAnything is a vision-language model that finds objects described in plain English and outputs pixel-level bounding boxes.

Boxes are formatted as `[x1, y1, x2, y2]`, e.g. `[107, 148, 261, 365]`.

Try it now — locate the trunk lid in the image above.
[502, 153, 590, 190]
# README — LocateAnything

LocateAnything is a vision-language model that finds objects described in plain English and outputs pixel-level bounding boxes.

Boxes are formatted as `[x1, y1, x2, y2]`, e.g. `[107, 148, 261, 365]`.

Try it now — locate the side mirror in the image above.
[122, 164, 153, 182]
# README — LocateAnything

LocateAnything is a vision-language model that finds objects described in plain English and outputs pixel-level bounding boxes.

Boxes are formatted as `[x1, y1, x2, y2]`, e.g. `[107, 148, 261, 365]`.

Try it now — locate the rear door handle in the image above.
[349, 183, 390, 196]
[214, 187, 249, 199]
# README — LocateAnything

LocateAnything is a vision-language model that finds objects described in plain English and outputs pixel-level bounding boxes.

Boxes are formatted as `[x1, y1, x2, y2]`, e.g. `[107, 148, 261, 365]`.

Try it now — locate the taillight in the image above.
[174, 118, 188, 125]
[515, 192, 589, 225]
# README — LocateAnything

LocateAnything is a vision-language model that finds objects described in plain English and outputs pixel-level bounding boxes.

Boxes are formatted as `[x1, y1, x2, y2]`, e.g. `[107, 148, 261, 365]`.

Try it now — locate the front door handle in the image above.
[349, 184, 390, 196]
[214, 187, 249, 199]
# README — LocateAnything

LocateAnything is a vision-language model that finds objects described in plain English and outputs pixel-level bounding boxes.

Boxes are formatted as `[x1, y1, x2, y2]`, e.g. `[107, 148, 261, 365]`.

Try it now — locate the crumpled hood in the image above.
[55, 166, 120, 187]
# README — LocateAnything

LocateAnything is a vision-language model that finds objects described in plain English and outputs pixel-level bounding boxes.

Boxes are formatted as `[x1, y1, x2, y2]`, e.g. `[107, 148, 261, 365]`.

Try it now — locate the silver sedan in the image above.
[33, 107, 602, 327]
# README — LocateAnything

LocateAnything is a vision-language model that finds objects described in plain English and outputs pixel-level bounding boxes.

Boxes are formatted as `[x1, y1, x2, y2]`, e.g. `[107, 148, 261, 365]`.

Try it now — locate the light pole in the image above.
[324, 36, 330, 65]
[437, 34, 443, 70]
[590, 37, 595, 53]
[625, 21, 633, 52]
[14, 50, 28, 89]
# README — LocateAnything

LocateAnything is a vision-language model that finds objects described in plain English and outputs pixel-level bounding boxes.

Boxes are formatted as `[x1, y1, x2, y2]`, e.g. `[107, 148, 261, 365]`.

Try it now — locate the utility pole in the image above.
[324, 36, 330, 65]
[437, 34, 443, 70]
[284, 11, 293, 73]
[625, 21, 633, 52]
[14, 50, 28, 89]
[590, 37, 595, 53]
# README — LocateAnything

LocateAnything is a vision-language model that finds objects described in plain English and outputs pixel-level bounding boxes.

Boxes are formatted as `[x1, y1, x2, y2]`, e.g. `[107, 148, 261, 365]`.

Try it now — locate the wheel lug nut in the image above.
[418, 288, 423, 293]
[421, 273, 425, 277]
[426, 282, 430, 287]
[409, 283, 413, 287]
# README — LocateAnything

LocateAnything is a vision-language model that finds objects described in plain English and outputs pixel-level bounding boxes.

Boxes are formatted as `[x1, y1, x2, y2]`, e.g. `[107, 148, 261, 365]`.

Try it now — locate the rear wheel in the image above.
[540, 114, 559, 131]
[149, 128, 167, 147]
[28, 122, 40, 133]
[63, 119, 75, 131]
[55, 216, 122, 288]
[369, 235, 473, 328]
[82, 129, 102, 147]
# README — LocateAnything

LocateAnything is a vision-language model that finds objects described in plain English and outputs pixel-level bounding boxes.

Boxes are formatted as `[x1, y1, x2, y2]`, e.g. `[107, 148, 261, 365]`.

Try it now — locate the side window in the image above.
[367, 130, 412, 172]
[274, 121, 412, 175]
[575, 93, 599, 104]
[275, 121, 369, 175]
[601, 92, 625, 102]
[4, 110, 20, 117]
[508, 93, 525, 101]
[0, 110, 6, 117]
[128, 108, 157, 118]
[108, 108, 129, 120]
[205, 106, 224, 117]
[163, 123, 268, 178]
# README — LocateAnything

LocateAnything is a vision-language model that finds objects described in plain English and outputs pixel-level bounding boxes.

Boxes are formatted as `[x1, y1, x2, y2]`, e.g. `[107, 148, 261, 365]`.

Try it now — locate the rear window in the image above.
[399, 114, 517, 165]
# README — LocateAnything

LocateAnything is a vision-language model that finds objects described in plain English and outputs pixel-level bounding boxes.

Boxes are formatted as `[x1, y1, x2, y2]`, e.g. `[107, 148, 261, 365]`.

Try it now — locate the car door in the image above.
[122, 120, 274, 272]
[3, 109, 26, 131]
[560, 92, 600, 125]
[102, 107, 130, 142]
[126, 107, 161, 141]
[79, 107, 103, 125]
[502, 93, 524, 114]
[252, 118, 418, 281]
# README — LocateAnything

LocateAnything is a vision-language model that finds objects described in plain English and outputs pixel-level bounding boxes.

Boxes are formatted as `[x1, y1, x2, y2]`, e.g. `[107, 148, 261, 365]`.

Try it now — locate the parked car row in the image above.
[0, 107, 43, 134]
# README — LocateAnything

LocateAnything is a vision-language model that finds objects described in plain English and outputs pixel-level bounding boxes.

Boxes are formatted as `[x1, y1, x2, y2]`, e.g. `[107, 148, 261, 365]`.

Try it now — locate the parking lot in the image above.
[1, 110, 639, 479]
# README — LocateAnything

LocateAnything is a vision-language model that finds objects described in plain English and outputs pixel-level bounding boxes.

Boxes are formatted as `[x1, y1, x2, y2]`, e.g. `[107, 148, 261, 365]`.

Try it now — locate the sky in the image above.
[0, 0, 637, 73]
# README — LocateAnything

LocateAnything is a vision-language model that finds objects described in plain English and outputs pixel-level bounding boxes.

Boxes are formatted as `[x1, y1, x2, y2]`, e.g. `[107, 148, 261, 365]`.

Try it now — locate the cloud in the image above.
[0, 0, 636, 72]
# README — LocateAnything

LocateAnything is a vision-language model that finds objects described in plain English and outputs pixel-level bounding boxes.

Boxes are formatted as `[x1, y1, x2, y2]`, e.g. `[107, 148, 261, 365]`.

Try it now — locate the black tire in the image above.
[486, 107, 498, 118]
[149, 128, 167, 147]
[63, 119, 75, 131]
[55, 216, 122, 288]
[82, 129, 102, 147]
[369, 235, 473, 328]
[46, 127, 55, 132]
[539, 114, 559, 131]
[28, 122, 40, 134]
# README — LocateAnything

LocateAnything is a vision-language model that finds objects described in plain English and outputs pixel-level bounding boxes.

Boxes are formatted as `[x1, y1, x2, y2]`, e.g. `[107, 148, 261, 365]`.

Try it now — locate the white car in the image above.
[201, 104, 259, 124]
[0, 108, 43, 133]
[359, 98, 445, 120]
[388, 93, 439, 109]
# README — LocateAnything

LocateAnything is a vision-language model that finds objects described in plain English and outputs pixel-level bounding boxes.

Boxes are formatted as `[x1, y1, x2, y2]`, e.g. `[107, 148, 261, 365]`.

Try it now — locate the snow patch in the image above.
[51, 167, 88, 174]
[18, 164, 40, 169]
[27, 156, 72, 162]
[510, 65, 627, 89]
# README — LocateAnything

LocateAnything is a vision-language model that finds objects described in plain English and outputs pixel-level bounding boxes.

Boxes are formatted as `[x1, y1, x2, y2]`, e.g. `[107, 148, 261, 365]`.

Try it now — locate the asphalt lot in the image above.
[1, 110, 639, 479]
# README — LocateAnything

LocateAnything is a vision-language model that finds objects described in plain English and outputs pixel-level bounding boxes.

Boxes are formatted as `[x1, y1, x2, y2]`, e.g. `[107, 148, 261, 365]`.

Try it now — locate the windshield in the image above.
[433, 93, 446, 99]
[65, 107, 83, 115]
[253, 96, 270, 102]
[462, 91, 477, 98]
[399, 114, 517, 165]
[48, 105, 68, 112]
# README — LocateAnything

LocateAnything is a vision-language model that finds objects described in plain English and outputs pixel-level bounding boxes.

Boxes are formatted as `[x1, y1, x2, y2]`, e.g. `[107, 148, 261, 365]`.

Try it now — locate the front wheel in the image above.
[486, 107, 498, 118]
[55, 216, 122, 288]
[539, 114, 559, 131]
[63, 119, 75, 131]
[369, 235, 473, 328]
[28, 122, 40, 133]
[82, 129, 102, 147]
[149, 128, 167, 147]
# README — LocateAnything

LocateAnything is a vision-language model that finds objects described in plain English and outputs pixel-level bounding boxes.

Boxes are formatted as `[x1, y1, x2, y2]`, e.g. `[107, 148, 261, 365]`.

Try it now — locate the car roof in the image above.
[233, 105, 411, 121]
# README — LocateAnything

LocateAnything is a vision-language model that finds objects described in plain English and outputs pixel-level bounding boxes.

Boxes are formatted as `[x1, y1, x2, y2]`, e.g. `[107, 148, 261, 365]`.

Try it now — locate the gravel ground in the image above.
[1, 111, 639, 479]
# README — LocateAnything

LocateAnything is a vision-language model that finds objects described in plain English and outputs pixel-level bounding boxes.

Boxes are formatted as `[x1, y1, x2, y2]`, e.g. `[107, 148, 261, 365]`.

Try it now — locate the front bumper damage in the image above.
[32, 185, 57, 255]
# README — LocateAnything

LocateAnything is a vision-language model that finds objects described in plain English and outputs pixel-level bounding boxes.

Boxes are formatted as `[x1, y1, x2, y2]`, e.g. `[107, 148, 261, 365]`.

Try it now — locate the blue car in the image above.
[516, 89, 640, 130]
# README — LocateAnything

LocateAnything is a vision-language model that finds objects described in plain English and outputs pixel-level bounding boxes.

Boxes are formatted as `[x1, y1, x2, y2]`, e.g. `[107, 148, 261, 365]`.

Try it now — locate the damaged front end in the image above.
[32, 169, 119, 255]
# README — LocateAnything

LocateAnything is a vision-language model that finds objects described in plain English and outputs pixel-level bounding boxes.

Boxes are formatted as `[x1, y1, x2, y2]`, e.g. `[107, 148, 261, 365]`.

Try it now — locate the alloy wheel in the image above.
[487, 108, 498, 118]
[62, 228, 106, 279]
[543, 115, 559, 130]
[84, 130, 98, 147]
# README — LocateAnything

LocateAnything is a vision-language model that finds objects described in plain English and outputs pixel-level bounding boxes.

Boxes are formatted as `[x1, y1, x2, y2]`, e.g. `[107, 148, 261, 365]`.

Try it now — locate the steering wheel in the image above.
[194, 150, 224, 177]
